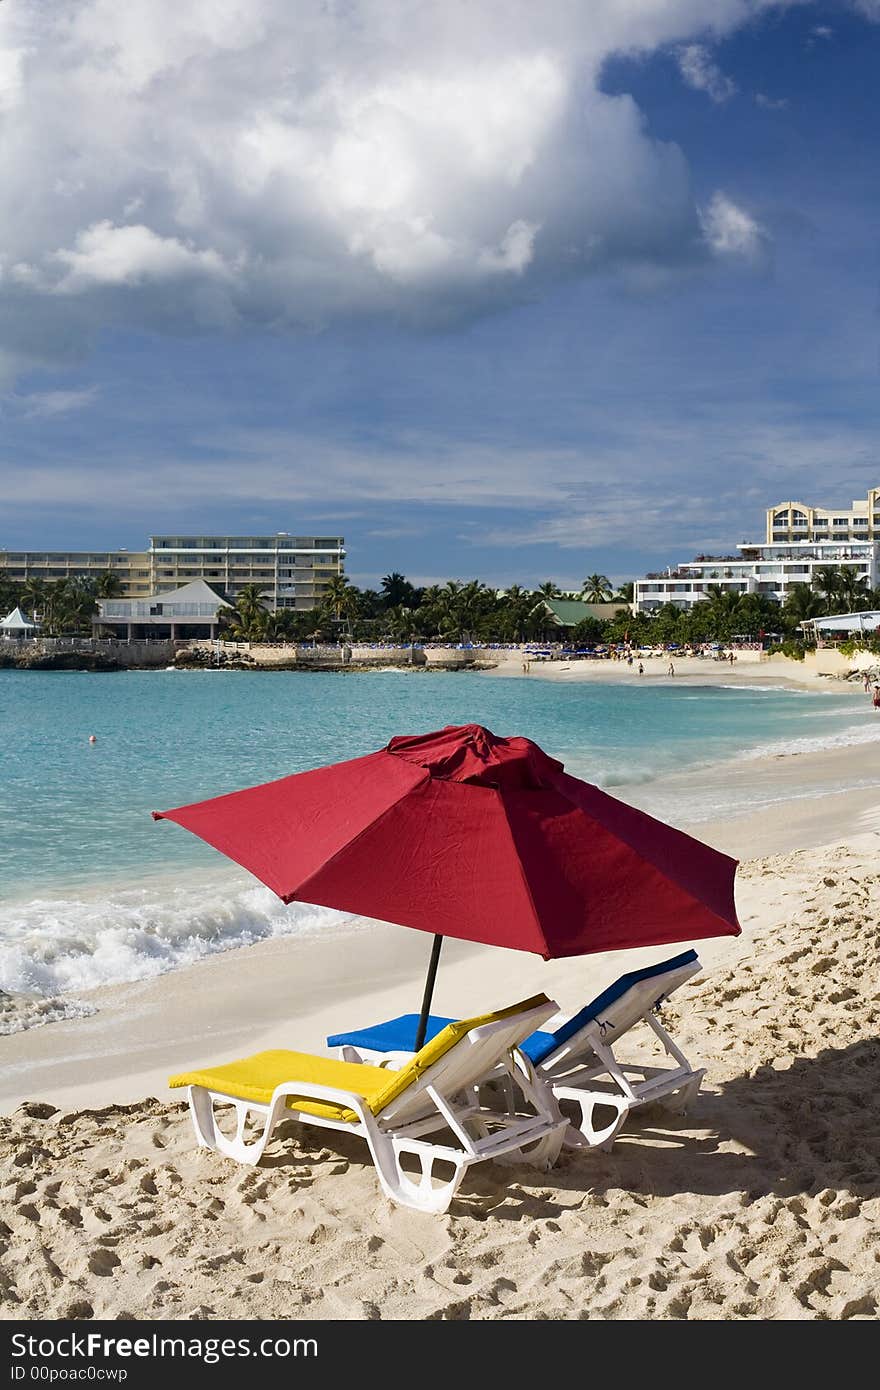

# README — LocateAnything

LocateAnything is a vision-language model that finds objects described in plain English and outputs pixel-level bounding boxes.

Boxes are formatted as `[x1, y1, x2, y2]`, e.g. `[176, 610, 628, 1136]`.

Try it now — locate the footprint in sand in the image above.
[64, 1300, 93, 1320]
[87, 1247, 121, 1276]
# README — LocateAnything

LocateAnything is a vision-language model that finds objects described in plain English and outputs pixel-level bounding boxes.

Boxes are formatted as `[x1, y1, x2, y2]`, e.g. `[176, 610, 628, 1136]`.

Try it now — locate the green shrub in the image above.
[767, 638, 808, 661]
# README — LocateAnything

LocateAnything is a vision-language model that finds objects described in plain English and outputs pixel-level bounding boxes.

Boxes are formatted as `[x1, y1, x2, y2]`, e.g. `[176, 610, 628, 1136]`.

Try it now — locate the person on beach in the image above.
[667, 660, 675, 676]
[638, 661, 644, 675]
[864, 673, 872, 693]
[873, 685, 880, 711]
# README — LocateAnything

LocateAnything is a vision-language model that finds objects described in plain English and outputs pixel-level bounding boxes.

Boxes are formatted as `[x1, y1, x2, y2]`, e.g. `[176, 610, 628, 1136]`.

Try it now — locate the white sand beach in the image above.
[2, 708, 880, 1320]
[483, 647, 853, 691]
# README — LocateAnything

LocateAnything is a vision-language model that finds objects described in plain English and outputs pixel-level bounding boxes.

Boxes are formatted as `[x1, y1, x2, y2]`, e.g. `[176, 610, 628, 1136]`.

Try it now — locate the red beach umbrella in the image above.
[154, 723, 740, 1044]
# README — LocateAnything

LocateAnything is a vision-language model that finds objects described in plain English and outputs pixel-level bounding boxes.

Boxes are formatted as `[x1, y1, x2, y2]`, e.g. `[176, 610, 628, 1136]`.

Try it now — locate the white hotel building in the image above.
[634, 489, 880, 613]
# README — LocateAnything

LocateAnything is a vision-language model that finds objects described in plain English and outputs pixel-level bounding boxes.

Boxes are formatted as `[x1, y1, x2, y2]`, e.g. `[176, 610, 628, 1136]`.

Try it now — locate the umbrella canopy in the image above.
[154, 722, 740, 958]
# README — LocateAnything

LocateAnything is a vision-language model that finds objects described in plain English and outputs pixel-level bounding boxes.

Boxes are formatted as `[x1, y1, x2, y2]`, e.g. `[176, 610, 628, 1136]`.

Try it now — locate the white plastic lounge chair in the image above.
[328, 950, 705, 1153]
[169, 993, 567, 1214]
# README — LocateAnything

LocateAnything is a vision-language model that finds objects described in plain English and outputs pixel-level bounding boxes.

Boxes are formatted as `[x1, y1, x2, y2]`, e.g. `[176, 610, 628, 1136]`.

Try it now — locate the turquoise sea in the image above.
[1, 668, 877, 1030]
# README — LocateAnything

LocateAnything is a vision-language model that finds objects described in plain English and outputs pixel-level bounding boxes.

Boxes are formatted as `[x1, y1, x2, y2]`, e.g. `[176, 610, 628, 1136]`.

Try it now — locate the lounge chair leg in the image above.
[368, 1134, 470, 1215]
[494, 1123, 565, 1171]
[189, 1086, 220, 1150]
[662, 1069, 705, 1115]
[187, 1087, 282, 1166]
[553, 1087, 630, 1151]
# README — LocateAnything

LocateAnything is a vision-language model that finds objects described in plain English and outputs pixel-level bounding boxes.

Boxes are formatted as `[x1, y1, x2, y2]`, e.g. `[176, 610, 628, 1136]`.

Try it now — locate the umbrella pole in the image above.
[414, 934, 444, 1051]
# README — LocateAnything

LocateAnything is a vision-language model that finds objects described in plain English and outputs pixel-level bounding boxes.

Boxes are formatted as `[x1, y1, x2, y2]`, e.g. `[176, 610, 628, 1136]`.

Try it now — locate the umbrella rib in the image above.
[495, 793, 550, 958]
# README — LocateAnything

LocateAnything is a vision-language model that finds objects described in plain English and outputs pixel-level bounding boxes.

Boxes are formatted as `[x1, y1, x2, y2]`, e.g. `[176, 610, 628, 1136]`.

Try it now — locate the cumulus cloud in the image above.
[49, 223, 230, 293]
[700, 192, 766, 260]
[676, 44, 737, 103]
[0, 1, 786, 379]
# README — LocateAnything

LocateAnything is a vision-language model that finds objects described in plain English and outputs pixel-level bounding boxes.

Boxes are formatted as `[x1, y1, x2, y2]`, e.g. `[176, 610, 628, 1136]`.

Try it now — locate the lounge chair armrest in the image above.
[269, 1079, 373, 1125]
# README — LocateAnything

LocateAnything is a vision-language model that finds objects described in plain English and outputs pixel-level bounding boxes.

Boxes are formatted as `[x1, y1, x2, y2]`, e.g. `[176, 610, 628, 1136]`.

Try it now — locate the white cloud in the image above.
[0, 43, 23, 112]
[700, 192, 766, 260]
[12, 387, 100, 419]
[810, 25, 834, 39]
[754, 92, 788, 110]
[50, 222, 230, 293]
[0, 1, 785, 378]
[6, 413, 875, 580]
[676, 44, 737, 103]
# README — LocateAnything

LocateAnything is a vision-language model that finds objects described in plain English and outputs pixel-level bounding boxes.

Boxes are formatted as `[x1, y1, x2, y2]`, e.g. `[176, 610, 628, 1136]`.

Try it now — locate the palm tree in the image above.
[320, 574, 359, 641]
[613, 581, 635, 604]
[581, 574, 613, 603]
[811, 566, 843, 611]
[96, 570, 123, 598]
[22, 576, 47, 621]
[229, 583, 270, 639]
[534, 581, 561, 599]
[380, 572, 415, 609]
[235, 582, 269, 622]
[700, 585, 745, 639]
[838, 568, 870, 612]
[784, 582, 825, 630]
[497, 584, 539, 642]
[322, 574, 357, 620]
[383, 604, 418, 643]
[39, 578, 96, 635]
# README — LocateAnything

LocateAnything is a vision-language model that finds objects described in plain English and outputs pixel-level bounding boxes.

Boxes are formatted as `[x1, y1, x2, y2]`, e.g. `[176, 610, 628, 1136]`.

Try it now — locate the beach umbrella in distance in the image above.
[153, 723, 740, 1048]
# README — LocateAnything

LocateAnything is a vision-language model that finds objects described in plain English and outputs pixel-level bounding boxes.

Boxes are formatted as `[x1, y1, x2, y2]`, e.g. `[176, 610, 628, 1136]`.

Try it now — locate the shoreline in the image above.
[3, 644, 871, 693]
[2, 724, 879, 1113]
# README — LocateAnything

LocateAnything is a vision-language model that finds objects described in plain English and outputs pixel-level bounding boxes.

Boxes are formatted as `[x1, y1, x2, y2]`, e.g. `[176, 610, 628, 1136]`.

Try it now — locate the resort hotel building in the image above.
[633, 488, 880, 613]
[0, 533, 345, 612]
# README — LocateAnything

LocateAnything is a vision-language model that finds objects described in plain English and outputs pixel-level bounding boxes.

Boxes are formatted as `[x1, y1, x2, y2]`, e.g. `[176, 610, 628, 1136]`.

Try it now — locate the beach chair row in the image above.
[170, 951, 704, 1215]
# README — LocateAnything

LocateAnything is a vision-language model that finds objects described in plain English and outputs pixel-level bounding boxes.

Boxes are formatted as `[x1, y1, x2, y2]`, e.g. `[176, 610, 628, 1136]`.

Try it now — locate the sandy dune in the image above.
[2, 837, 879, 1321]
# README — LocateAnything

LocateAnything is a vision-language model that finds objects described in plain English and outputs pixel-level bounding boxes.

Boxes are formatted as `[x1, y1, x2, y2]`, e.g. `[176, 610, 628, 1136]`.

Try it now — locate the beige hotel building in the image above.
[0, 533, 345, 611]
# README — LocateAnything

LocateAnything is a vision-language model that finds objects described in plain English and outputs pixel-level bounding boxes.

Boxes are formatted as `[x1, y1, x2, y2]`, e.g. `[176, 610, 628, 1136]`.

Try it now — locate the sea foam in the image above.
[0, 872, 356, 1010]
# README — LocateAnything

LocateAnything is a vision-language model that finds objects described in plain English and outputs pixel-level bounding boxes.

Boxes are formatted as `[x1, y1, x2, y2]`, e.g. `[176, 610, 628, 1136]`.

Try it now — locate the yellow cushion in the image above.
[169, 992, 549, 1123]
[169, 1050, 394, 1123]
[367, 992, 550, 1115]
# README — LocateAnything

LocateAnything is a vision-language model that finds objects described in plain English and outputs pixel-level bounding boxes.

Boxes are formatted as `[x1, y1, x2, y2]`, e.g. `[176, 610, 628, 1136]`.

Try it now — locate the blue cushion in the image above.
[326, 949, 699, 1069]
[326, 1012, 558, 1064]
[529, 949, 699, 1064]
[327, 1014, 454, 1053]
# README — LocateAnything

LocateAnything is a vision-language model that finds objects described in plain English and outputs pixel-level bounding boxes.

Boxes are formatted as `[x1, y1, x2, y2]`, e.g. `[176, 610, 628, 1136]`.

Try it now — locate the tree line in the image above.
[0, 572, 123, 635]
[222, 565, 880, 647]
[2, 563, 878, 646]
[221, 573, 627, 643]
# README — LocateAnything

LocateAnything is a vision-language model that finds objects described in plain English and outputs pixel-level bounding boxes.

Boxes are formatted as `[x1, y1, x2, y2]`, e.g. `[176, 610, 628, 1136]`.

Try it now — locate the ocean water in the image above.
[0, 667, 876, 1031]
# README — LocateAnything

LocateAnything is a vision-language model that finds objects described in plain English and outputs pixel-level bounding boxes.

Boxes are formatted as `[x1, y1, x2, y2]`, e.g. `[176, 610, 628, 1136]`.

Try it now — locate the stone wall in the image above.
[0, 638, 176, 669]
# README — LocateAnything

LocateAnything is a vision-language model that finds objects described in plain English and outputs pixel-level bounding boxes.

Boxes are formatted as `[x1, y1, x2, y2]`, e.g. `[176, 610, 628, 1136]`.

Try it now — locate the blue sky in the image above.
[1, 1, 878, 589]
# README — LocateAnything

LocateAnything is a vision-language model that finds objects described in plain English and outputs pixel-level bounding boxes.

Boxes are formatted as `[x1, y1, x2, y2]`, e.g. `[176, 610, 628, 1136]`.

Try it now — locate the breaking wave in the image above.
[0, 870, 358, 1024]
